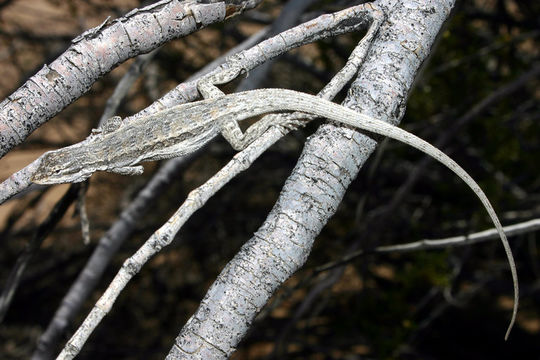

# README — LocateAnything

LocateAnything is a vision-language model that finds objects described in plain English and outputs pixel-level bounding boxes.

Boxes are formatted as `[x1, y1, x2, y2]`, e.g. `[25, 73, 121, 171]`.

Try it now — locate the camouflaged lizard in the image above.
[30, 87, 518, 338]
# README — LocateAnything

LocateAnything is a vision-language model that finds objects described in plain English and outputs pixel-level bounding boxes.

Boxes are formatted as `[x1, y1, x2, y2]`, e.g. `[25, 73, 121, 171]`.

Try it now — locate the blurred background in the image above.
[0, 0, 538, 359]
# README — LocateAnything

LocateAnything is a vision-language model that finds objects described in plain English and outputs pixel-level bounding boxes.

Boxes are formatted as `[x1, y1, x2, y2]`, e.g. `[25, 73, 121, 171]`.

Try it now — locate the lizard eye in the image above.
[54, 169, 61, 174]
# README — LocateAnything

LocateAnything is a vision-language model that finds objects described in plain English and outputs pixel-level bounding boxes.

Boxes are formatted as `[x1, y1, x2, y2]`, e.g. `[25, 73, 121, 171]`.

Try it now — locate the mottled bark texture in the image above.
[167, 0, 455, 359]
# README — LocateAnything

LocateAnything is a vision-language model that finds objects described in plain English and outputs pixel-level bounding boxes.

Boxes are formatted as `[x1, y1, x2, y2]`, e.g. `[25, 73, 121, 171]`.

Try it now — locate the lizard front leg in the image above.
[107, 165, 144, 176]
[197, 63, 245, 99]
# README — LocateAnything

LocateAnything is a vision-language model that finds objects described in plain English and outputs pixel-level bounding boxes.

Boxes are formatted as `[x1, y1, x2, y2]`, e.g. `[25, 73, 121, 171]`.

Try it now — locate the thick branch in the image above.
[168, 1, 459, 358]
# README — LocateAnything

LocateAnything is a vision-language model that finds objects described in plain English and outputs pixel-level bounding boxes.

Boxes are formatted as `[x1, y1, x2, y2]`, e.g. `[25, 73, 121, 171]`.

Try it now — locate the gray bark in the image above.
[167, 0, 455, 358]
[0, 0, 261, 158]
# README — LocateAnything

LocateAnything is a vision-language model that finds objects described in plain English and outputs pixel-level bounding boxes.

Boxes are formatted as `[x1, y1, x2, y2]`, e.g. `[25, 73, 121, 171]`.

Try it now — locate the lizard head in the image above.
[31, 150, 92, 184]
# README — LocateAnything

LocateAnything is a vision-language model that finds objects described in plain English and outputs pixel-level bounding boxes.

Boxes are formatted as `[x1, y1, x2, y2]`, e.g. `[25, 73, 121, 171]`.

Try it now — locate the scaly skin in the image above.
[31, 88, 518, 338]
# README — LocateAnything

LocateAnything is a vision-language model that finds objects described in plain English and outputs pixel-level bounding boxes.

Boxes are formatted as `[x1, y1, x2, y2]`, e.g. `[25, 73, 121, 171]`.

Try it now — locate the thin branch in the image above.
[235, 0, 318, 92]
[142, 2, 379, 114]
[315, 218, 540, 273]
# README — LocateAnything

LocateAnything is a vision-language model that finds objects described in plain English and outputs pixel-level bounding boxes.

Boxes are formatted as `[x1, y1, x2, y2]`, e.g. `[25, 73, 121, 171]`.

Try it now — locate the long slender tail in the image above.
[239, 88, 518, 339]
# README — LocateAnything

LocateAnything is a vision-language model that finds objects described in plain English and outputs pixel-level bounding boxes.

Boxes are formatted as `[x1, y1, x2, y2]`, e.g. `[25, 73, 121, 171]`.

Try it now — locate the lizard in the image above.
[30, 87, 518, 339]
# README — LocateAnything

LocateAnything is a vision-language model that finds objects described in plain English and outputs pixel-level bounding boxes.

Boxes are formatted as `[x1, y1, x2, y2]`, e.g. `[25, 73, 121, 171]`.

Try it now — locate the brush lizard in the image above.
[30, 87, 518, 338]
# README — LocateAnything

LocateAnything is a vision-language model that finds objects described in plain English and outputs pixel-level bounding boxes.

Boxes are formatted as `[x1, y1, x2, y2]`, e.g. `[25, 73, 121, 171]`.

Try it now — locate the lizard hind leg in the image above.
[220, 118, 249, 151]
[221, 112, 307, 151]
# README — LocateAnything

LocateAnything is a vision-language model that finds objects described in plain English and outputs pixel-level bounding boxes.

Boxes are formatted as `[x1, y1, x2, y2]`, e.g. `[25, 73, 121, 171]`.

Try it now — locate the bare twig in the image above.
[315, 218, 540, 273]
